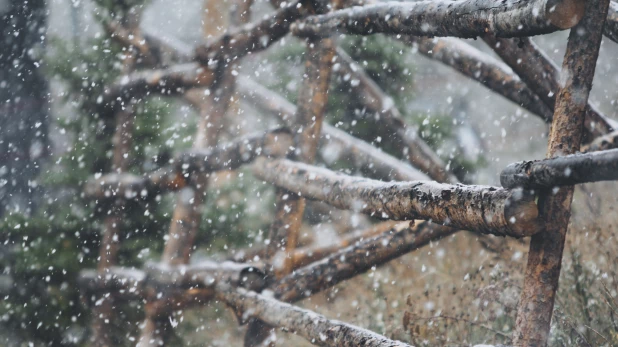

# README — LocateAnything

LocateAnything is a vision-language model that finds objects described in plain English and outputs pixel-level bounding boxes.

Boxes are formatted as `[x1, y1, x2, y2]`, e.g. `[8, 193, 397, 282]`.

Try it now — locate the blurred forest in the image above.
[1, 0, 618, 346]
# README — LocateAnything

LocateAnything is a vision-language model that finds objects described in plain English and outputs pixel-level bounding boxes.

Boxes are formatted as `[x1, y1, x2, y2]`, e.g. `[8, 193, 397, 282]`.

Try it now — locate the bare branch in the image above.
[334, 48, 458, 183]
[237, 76, 429, 181]
[514, 0, 611, 345]
[482, 35, 616, 139]
[403, 36, 553, 122]
[252, 157, 542, 238]
[292, 0, 586, 39]
[273, 221, 456, 302]
[217, 286, 413, 347]
[83, 129, 293, 201]
[501, 148, 618, 189]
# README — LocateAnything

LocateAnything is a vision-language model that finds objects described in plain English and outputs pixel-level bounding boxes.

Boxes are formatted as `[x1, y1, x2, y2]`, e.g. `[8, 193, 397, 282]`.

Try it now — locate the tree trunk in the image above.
[513, 0, 610, 345]
[0, 0, 49, 216]
[253, 158, 542, 238]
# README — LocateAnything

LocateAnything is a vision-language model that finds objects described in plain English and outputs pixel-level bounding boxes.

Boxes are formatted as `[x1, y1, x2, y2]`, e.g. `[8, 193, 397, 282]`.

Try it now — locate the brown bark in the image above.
[403, 36, 553, 122]
[265, 39, 336, 274]
[334, 48, 457, 183]
[500, 148, 618, 189]
[582, 129, 618, 152]
[292, 0, 586, 39]
[253, 158, 542, 238]
[217, 286, 413, 347]
[605, 1, 618, 43]
[194, 0, 311, 65]
[273, 221, 456, 302]
[84, 129, 292, 202]
[237, 76, 429, 182]
[482, 35, 616, 140]
[513, 0, 610, 345]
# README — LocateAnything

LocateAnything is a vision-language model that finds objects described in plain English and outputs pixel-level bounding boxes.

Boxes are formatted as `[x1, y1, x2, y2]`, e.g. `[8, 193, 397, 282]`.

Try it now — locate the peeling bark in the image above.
[513, 0, 610, 345]
[292, 0, 586, 39]
[84, 129, 293, 201]
[334, 48, 457, 183]
[253, 158, 542, 237]
[217, 286, 413, 347]
[482, 35, 616, 140]
[403, 36, 553, 122]
[237, 76, 429, 182]
[500, 148, 618, 189]
[274, 221, 456, 302]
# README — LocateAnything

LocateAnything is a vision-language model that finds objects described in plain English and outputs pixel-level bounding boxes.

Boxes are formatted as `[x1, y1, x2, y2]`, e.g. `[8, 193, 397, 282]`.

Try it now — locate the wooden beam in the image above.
[501, 148, 618, 189]
[513, 0, 611, 345]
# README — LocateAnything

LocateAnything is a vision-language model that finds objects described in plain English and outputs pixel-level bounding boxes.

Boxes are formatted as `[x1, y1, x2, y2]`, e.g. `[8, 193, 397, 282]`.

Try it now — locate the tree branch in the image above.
[273, 221, 456, 302]
[334, 48, 458, 183]
[237, 76, 429, 182]
[482, 35, 616, 140]
[582, 129, 618, 152]
[403, 36, 553, 122]
[513, 0, 611, 345]
[500, 148, 618, 189]
[292, 0, 586, 39]
[252, 157, 542, 238]
[216, 286, 413, 347]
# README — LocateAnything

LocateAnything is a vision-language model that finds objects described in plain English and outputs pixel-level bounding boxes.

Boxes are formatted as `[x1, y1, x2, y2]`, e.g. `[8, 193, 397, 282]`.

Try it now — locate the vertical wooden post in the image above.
[513, 1, 610, 346]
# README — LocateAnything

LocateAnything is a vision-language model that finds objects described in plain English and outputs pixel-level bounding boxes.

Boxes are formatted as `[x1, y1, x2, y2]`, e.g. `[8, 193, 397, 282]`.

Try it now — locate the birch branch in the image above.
[292, 0, 586, 39]
[500, 148, 618, 189]
[403, 36, 553, 122]
[514, 0, 610, 345]
[217, 286, 413, 347]
[334, 48, 458, 183]
[237, 76, 429, 182]
[482, 35, 616, 139]
[273, 221, 457, 302]
[252, 157, 542, 238]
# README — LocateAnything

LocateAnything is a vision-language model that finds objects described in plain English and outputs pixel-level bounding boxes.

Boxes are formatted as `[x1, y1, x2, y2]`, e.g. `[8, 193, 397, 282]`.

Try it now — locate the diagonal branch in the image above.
[482, 35, 616, 140]
[273, 221, 456, 302]
[237, 76, 429, 182]
[292, 0, 586, 39]
[252, 157, 542, 238]
[334, 48, 458, 183]
[500, 148, 618, 189]
[217, 286, 413, 347]
[402, 36, 553, 122]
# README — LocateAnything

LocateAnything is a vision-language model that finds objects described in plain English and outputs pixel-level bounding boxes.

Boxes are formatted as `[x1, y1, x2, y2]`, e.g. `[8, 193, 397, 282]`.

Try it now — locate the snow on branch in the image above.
[252, 157, 542, 238]
[292, 0, 586, 39]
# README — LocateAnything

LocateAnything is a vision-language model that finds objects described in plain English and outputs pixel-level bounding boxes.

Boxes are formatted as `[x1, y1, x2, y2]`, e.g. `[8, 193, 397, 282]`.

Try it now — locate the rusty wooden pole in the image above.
[513, 0, 610, 345]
